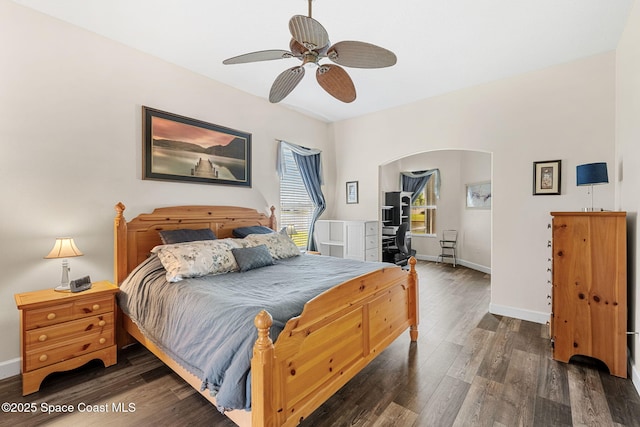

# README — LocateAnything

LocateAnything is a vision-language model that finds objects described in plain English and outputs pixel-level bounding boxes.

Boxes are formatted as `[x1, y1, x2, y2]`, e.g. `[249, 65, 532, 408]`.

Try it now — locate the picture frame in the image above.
[142, 106, 251, 187]
[466, 181, 492, 209]
[346, 181, 359, 204]
[533, 160, 561, 195]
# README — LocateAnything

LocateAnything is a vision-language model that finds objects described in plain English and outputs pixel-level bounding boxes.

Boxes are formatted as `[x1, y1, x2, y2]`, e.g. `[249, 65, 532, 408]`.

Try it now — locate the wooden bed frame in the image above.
[113, 202, 419, 427]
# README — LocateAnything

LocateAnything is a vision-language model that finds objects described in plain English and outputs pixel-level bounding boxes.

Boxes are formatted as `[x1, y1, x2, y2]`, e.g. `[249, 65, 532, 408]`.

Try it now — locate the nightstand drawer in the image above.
[25, 313, 114, 348]
[25, 329, 114, 371]
[73, 296, 113, 316]
[24, 303, 74, 330]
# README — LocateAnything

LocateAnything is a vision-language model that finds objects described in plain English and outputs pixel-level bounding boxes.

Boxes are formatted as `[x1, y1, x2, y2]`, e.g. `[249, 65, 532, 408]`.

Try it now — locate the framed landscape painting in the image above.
[142, 107, 251, 187]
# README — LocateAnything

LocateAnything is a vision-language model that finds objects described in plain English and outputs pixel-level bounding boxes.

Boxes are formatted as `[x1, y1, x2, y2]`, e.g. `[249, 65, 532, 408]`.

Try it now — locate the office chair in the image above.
[388, 222, 416, 268]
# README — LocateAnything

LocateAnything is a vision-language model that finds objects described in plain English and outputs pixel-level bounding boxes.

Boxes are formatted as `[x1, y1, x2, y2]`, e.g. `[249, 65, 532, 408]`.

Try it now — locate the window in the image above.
[279, 147, 314, 248]
[410, 177, 437, 235]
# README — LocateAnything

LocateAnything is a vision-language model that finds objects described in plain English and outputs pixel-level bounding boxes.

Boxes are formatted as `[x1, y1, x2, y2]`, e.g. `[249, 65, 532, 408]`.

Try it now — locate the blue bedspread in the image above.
[117, 253, 389, 412]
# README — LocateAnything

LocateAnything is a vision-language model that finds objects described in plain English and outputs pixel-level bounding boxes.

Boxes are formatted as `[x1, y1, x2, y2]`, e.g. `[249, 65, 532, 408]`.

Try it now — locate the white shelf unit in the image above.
[314, 220, 379, 261]
[384, 191, 412, 231]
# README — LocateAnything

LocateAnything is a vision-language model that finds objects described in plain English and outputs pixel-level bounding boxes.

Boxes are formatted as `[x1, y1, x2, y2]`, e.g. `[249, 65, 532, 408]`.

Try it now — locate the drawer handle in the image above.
[92, 304, 100, 311]
[38, 334, 48, 342]
[39, 354, 48, 362]
[98, 320, 106, 327]
[99, 338, 106, 345]
[46, 313, 56, 320]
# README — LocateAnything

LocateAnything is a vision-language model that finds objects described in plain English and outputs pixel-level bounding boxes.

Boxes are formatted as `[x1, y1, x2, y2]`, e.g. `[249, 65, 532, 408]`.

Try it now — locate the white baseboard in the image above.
[0, 357, 20, 380]
[489, 302, 550, 325]
[415, 254, 492, 275]
[631, 358, 640, 397]
[457, 259, 491, 275]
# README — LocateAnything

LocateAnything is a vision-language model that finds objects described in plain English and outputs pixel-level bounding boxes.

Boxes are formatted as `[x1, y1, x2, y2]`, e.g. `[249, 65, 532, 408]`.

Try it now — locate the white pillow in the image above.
[245, 231, 301, 260]
[151, 239, 243, 282]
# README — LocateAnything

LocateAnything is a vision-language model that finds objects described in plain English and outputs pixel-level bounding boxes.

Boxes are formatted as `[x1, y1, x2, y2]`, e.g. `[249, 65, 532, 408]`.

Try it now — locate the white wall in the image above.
[616, 0, 640, 393]
[331, 52, 616, 326]
[459, 151, 492, 270]
[0, 1, 332, 375]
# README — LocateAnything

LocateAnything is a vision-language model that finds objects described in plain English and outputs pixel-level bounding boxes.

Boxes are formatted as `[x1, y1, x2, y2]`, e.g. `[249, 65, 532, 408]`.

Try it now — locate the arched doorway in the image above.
[378, 149, 492, 274]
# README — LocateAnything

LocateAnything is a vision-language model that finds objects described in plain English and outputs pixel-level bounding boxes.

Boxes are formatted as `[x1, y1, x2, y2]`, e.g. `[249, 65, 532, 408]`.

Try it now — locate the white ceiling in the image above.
[11, 0, 633, 122]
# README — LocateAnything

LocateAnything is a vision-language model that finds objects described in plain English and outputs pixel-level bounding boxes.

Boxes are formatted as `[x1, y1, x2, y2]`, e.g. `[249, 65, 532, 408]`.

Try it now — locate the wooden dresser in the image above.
[15, 281, 118, 394]
[550, 211, 627, 377]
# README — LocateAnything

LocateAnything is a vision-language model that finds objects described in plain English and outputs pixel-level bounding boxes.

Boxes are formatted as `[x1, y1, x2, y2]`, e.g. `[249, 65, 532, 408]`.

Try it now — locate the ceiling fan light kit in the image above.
[223, 0, 397, 104]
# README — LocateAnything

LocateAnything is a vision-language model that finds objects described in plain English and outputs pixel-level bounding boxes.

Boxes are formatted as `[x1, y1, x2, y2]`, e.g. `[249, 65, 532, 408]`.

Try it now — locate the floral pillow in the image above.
[245, 231, 300, 260]
[151, 239, 242, 282]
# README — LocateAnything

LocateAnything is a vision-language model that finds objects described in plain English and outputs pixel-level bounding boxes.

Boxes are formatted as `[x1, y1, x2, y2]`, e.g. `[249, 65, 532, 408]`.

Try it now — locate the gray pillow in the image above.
[232, 225, 274, 238]
[159, 228, 217, 244]
[231, 244, 274, 272]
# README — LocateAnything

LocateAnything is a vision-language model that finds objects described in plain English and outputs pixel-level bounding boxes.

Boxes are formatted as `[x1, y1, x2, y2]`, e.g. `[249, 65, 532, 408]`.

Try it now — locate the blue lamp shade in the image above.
[576, 162, 608, 186]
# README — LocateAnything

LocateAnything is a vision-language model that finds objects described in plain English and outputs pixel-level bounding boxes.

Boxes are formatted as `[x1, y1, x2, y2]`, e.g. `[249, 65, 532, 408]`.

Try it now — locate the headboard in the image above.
[113, 202, 277, 285]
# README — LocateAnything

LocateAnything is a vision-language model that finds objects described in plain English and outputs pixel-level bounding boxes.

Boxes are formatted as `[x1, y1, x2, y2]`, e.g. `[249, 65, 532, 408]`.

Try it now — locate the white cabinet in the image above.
[314, 220, 379, 261]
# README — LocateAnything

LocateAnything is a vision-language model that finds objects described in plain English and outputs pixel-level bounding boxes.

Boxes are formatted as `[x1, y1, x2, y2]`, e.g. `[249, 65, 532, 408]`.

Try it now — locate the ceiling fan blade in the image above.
[316, 64, 356, 103]
[223, 49, 296, 65]
[269, 66, 305, 103]
[327, 41, 397, 68]
[289, 15, 329, 51]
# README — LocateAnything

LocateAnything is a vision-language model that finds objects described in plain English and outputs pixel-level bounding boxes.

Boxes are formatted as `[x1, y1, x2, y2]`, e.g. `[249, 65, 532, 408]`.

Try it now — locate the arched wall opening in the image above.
[379, 149, 492, 274]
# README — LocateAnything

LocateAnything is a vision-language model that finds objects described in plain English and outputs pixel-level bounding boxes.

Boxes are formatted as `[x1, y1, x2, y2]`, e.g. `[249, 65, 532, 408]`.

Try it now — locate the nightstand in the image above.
[14, 281, 118, 395]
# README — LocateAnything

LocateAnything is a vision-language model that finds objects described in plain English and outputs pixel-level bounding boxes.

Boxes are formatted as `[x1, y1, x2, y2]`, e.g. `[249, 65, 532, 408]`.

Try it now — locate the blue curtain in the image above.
[278, 141, 326, 251]
[401, 169, 440, 202]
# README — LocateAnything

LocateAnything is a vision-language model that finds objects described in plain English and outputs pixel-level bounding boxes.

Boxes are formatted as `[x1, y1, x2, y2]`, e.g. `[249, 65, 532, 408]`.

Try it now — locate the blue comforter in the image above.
[117, 253, 388, 412]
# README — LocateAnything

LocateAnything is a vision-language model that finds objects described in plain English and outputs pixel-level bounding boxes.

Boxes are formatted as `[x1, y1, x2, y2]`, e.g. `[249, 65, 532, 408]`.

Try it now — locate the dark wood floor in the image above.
[1, 261, 638, 426]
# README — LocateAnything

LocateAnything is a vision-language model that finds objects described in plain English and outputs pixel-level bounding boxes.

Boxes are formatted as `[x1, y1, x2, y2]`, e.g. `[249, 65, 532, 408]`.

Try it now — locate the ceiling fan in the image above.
[222, 0, 397, 104]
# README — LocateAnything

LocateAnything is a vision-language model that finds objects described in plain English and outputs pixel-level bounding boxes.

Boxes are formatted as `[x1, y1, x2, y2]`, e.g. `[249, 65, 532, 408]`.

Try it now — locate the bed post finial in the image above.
[115, 202, 126, 225]
[114, 202, 128, 286]
[252, 310, 277, 426]
[269, 206, 277, 231]
[254, 310, 273, 346]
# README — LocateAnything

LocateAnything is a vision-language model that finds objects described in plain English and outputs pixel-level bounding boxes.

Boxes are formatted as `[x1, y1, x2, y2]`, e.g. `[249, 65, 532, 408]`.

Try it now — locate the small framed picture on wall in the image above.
[533, 160, 561, 195]
[346, 181, 359, 204]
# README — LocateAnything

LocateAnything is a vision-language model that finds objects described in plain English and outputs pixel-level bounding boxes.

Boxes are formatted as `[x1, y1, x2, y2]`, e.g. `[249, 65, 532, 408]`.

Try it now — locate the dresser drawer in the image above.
[23, 303, 75, 330]
[366, 248, 378, 262]
[73, 296, 113, 316]
[25, 313, 114, 348]
[365, 236, 378, 250]
[25, 329, 114, 371]
[23, 295, 113, 330]
[365, 221, 378, 236]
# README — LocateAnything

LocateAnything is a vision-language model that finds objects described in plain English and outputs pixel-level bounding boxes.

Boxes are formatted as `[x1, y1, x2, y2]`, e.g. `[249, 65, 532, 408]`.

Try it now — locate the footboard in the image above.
[251, 258, 418, 427]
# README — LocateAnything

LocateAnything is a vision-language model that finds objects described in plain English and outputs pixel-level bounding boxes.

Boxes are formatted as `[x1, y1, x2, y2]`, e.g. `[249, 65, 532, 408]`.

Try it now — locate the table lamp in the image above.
[44, 237, 83, 292]
[576, 162, 608, 212]
[285, 224, 298, 236]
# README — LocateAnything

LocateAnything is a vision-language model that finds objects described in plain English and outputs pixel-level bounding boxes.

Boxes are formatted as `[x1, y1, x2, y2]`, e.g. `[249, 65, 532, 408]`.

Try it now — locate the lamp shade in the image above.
[44, 237, 83, 259]
[285, 225, 298, 236]
[576, 162, 608, 186]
